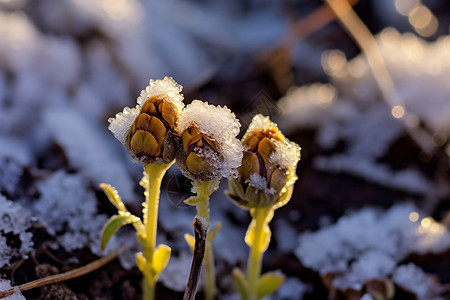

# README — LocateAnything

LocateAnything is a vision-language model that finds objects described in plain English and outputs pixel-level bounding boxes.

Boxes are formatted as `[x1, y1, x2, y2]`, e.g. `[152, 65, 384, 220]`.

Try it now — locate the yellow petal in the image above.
[258, 137, 275, 167]
[243, 133, 261, 151]
[269, 168, 288, 192]
[182, 130, 194, 152]
[160, 101, 177, 130]
[148, 116, 167, 146]
[239, 151, 259, 182]
[130, 130, 161, 157]
[186, 152, 213, 174]
[140, 98, 158, 115]
[132, 113, 152, 133]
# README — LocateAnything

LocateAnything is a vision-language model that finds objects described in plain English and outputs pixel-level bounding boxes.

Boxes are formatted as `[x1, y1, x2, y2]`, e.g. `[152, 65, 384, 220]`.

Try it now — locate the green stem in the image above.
[142, 162, 173, 300]
[247, 207, 272, 300]
[194, 181, 215, 300]
[143, 277, 155, 300]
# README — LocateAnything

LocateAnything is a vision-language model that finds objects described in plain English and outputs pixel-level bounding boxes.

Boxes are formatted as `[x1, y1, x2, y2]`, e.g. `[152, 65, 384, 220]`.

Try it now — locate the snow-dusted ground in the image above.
[1, 0, 449, 299]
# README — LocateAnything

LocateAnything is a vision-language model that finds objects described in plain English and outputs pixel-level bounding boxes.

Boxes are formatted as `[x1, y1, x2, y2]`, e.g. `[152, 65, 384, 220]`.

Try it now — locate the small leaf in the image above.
[101, 214, 140, 251]
[244, 221, 271, 252]
[208, 222, 222, 241]
[184, 196, 198, 206]
[184, 233, 195, 254]
[232, 268, 249, 300]
[152, 244, 171, 274]
[135, 252, 146, 272]
[100, 183, 127, 212]
[257, 272, 285, 299]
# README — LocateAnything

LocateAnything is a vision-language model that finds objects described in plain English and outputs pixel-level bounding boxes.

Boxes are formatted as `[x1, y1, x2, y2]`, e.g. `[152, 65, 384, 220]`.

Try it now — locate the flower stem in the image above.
[142, 162, 173, 300]
[194, 181, 215, 300]
[247, 207, 272, 300]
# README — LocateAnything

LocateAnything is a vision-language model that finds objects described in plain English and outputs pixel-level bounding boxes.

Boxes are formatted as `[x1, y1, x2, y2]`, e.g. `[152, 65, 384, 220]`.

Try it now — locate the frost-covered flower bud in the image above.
[176, 100, 243, 184]
[227, 114, 300, 209]
[108, 77, 184, 164]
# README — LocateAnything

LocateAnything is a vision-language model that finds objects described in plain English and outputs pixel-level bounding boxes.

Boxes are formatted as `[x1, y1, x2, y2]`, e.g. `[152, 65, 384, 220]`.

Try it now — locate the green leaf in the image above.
[152, 244, 171, 275]
[184, 233, 195, 254]
[183, 196, 198, 206]
[257, 272, 285, 299]
[101, 214, 141, 251]
[232, 268, 249, 300]
[100, 183, 127, 212]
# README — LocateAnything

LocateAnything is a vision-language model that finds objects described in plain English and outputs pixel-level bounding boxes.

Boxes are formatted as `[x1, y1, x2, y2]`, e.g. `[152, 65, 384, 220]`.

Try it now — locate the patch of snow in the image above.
[43, 107, 135, 202]
[274, 219, 299, 253]
[0, 195, 33, 268]
[33, 171, 108, 254]
[332, 251, 396, 291]
[0, 279, 26, 300]
[360, 294, 374, 300]
[159, 251, 193, 292]
[392, 263, 443, 300]
[295, 203, 450, 282]
[272, 277, 308, 300]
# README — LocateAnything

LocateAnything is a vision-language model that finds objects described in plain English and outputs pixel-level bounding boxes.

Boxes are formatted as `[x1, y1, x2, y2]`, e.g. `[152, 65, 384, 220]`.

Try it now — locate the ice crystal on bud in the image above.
[176, 100, 243, 184]
[108, 77, 184, 164]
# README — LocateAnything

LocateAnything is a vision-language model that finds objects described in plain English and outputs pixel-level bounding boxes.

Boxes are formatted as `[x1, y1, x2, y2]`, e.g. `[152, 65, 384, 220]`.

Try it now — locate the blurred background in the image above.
[0, 0, 450, 299]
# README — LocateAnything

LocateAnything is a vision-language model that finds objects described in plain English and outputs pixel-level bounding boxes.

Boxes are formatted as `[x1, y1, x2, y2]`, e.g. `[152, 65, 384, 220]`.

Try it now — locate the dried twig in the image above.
[0, 247, 127, 298]
[183, 216, 209, 300]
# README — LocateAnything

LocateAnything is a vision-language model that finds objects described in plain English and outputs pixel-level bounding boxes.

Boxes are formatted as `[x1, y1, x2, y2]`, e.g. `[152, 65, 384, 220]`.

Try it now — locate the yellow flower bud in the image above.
[227, 114, 301, 209]
[179, 124, 220, 181]
[108, 77, 184, 164]
[128, 94, 179, 164]
[175, 100, 243, 184]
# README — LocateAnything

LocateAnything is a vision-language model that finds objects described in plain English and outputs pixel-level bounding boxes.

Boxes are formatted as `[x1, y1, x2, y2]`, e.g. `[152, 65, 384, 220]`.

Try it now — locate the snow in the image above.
[295, 203, 450, 292]
[277, 29, 450, 195]
[246, 173, 275, 195]
[159, 251, 193, 292]
[392, 263, 443, 300]
[0, 195, 33, 268]
[176, 100, 243, 181]
[44, 107, 135, 202]
[0, 279, 25, 300]
[33, 171, 109, 254]
[272, 277, 308, 300]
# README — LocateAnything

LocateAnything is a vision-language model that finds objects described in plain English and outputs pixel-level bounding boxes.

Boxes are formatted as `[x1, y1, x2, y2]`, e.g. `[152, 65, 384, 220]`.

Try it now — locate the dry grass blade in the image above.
[0, 247, 128, 298]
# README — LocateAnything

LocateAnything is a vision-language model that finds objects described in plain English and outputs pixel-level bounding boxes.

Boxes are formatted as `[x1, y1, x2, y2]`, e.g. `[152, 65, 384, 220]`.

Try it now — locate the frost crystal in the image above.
[176, 100, 243, 180]
[34, 171, 108, 254]
[246, 173, 275, 194]
[0, 195, 33, 268]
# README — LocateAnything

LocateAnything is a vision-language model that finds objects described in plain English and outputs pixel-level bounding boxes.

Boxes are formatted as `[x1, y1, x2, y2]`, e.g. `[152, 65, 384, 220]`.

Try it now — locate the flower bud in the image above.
[227, 114, 300, 209]
[176, 100, 243, 185]
[108, 77, 184, 164]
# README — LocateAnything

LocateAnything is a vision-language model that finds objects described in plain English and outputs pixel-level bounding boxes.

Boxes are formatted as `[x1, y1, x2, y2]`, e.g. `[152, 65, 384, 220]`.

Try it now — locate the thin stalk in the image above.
[246, 207, 272, 300]
[194, 181, 215, 300]
[142, 162, 173, 300]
